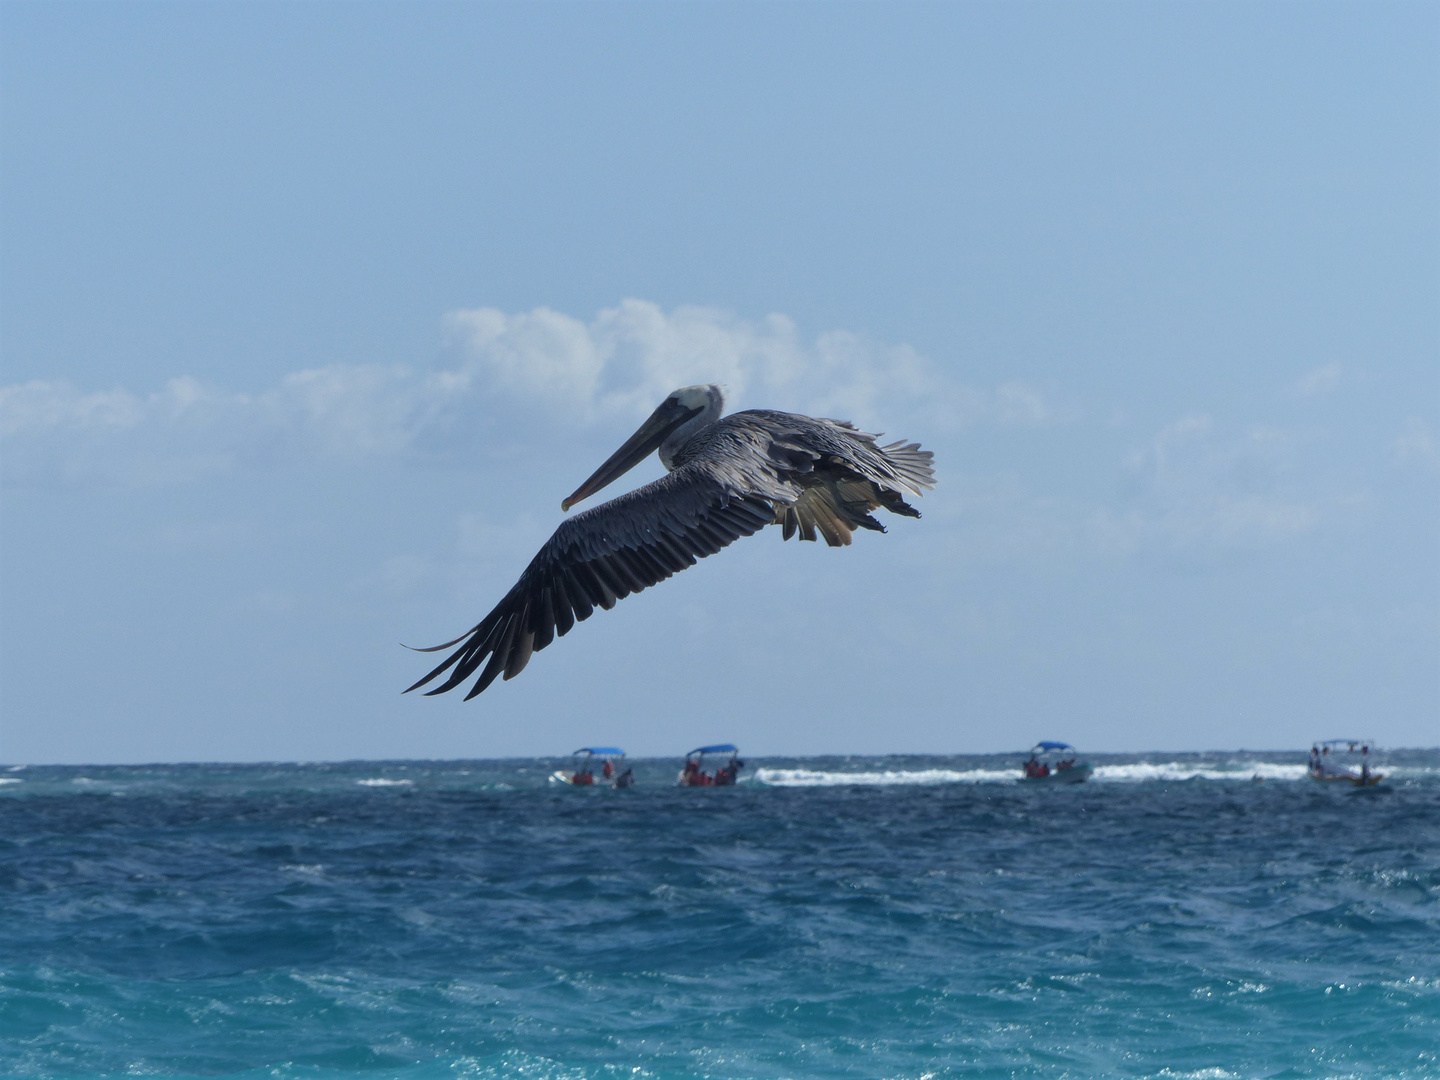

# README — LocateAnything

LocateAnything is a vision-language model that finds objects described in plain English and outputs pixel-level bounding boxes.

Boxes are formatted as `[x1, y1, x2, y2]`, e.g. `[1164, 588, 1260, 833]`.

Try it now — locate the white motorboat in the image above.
[1020, 741, 1093, 784]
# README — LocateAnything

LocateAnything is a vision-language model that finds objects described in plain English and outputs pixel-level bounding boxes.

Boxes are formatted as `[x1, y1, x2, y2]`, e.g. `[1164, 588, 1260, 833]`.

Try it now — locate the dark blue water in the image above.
[2, 752, 1438, 1079]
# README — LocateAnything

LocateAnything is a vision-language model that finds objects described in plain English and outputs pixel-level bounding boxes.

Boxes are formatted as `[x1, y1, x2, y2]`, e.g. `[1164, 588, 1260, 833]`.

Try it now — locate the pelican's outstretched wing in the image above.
[405, 466, 778, 700]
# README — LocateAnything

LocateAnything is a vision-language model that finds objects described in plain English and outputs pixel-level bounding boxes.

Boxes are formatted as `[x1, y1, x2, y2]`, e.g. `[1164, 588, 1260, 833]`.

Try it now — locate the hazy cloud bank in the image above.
[0, 300, 1377, 566]
[445, 299, 1062, 431]
[944, 413, 1328, 568]
[1097, 415, 1321, 553]
[1, 301, 1055, 485]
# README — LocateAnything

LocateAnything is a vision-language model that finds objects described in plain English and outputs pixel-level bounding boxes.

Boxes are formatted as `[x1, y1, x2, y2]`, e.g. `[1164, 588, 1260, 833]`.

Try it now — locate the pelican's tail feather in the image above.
[775, 479, 905, 547]
[877, 440, 936, 495]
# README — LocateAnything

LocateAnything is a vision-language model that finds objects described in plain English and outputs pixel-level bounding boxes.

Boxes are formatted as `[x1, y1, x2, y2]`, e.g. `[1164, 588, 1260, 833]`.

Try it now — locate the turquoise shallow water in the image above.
[1, 751, 1437, 1079]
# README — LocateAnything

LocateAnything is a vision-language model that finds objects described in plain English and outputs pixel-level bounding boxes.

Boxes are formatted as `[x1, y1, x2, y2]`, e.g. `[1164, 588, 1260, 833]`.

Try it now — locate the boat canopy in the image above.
[688, 744, 738, 756]
[573, 747, 625, 757]
[1031, 741, 1074, 752]
[1317, 739, 1366, 747]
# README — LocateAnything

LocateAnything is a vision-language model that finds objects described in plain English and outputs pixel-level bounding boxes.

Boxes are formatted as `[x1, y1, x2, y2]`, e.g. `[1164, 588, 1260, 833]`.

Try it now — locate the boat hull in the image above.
[549, 771, 599, 786]
[552, 770, 634, 789]
[1308, 770, 1383, 787]
[1020, 763, 1093, 785]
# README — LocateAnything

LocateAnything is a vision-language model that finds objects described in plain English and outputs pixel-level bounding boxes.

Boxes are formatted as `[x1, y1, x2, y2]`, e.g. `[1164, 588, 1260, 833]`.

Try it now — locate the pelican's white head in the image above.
[561, 383, 726, 511]
[658, 384, 725, 470]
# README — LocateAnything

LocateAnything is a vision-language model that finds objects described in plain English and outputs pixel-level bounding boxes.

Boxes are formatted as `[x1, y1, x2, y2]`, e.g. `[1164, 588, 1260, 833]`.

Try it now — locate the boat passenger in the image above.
[682, 760, 711, 786]
[714, 759, 744, 786]
[572, 770, 594, 786]
[602, 759, 615, 779]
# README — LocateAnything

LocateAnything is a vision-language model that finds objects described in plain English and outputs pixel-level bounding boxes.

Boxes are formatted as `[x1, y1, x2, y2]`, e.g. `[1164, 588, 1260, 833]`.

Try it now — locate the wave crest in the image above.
[753, 767, 1017, 787]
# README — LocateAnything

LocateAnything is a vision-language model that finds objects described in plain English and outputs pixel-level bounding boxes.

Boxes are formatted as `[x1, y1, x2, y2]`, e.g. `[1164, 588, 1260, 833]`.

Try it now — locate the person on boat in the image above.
[571, 770, 594, 785]
[614, 767, 635, 788]
[714, 759, 745, 786]
[682, 759, 710, 786]
[1057, 758, 1073, 771]
[602, 759, 615, 779]
[1023, 755, 1052, 779]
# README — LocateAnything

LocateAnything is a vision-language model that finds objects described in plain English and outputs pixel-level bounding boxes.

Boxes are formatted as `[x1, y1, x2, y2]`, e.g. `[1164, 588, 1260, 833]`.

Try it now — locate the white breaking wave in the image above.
[0, 778, 20, 786]
[754, 767, 1018, 787]
[1092, 762, 1309, 783]
[356, 778, 413, 787]
[754, 760, 1319, 788]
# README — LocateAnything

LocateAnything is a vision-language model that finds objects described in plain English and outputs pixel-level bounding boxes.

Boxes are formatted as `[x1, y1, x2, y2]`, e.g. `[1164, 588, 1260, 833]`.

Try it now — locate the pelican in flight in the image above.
[407, 384, 935, 700]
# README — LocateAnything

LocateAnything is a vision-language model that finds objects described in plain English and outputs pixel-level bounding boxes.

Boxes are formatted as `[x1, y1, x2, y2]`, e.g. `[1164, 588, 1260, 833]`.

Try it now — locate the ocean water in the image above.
[2, 751, 1438, 1079]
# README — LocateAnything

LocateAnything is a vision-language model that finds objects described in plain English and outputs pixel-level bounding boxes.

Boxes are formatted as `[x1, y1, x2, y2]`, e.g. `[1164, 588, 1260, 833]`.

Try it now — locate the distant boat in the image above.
[678, 744, 744, 787]
[550, 748, 635, 789]
[1307, 739, 1383, 787]
[1020, 741, 1093, 784]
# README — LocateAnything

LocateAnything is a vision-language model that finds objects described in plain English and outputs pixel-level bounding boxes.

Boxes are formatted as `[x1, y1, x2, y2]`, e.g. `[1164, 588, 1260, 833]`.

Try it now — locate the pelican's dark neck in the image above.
[658, 415, 715, 471]
[658, 390, 724, 471]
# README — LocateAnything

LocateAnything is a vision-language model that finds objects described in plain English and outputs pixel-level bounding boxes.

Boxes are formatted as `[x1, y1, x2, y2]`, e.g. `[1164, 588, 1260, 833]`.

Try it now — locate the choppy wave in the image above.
[754, 766, 1017, 786]
[753, 761, 1317, 787]
[1092, 761, 1310, 782]
[356, 777, 414, 787]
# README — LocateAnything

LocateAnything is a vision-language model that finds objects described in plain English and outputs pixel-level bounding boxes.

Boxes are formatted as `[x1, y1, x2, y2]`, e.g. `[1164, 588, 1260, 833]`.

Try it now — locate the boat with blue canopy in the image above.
[678, 744, 744, 787]
[550, 747, 635, 788]
[1020, 741, 1093, 784]
[1307, 739, 1382, 786]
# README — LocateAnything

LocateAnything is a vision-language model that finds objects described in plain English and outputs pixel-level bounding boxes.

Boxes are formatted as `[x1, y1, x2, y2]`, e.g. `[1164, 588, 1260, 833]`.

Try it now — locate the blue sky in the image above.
[1, 2, 1435, 764]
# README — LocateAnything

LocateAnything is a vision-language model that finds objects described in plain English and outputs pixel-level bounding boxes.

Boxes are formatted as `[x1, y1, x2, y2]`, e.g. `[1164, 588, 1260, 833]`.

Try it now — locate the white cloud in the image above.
[1394, 417, 1440, 472]
[0, 365, 469, 485]
[444, 298, 1046, 433]
[2, 300, 1059, 485]
[1293, 362, 1341, 396]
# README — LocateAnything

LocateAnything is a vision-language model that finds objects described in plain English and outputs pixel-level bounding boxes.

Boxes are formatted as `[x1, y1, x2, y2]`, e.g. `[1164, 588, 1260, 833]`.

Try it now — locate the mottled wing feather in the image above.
[404, 464, 778, 700]
[719, 412, 934, 548]
[729, 411, 935, 498]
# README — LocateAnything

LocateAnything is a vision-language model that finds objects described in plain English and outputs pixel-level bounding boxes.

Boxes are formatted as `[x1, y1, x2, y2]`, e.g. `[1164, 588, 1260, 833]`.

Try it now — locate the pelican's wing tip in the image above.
[402, 629, 477, 653]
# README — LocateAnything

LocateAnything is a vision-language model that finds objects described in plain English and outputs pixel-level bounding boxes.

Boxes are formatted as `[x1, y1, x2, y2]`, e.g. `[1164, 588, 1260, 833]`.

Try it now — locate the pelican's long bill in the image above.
[561, 399, 702, 511]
